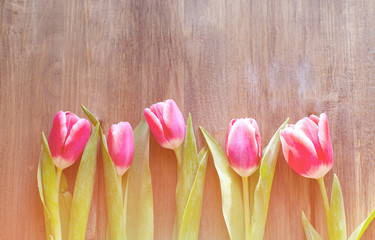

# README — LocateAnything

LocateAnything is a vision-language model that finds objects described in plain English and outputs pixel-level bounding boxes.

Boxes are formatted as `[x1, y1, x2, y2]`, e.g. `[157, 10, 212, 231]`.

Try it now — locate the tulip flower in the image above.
[280, 113, 333, 179]
[48, 111, 91, 170]
[107, 122, 135, 176]
[281, 113, 335, 239]
[225, 118, 262, 177]
[144, 99, 185, 150]
[225, 118, 262, 240]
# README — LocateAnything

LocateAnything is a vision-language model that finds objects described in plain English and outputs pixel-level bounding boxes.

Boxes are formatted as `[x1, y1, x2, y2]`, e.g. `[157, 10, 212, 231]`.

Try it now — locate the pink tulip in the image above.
[225, 118, 262, 177]
[48, 111, 91, 169]
[144, 99, 185, 149]
[280, 113, 333, 179]
[107, 122, 135, 176]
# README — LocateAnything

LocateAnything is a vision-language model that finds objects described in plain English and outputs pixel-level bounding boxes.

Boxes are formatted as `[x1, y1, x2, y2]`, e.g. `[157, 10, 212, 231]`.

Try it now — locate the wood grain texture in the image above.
[1, 0, 375, 239]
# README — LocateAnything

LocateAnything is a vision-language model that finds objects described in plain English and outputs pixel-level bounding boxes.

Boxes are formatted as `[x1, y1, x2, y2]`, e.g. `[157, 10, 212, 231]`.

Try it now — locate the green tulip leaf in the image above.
[250, 118, 289, 240]
[178, 146, 209, 240]
[249, 168, 259, 221]
[301, 211, 323, 240]
[68, 124, 99, 240]
[41, 133, 62, 240]
[81, 105, 99, 126]
[174, 114, 208, 240]
[348, 208, 375, 240]
[122, 171, 129, 231]
[59, 172, 72, 240]
[174, 114, 199, 239]
[37, 145, 54, 240]
[329, 174, 347, 240]
[101, 130, 126, 240]
[200, 126, 244, 240]
[126, 119, 154, 240]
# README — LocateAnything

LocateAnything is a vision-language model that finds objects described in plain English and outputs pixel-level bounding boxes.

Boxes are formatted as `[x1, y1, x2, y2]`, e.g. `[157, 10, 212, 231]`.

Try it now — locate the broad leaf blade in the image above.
[41, 133, 62, 240]
[178, 147, 209, 240]
[200, 127, 244, 240]
[301, 211, 323, 240]
[348, 208, 375, 240]
[329, 174, 347, 239]
[250, 118, 289, 240]
[37, 145, 53, 240]
[68, 124, 99, 240]
[126, 119, 154, 240]
[174, 114, 200, 239]
[101, 130, 126, 240]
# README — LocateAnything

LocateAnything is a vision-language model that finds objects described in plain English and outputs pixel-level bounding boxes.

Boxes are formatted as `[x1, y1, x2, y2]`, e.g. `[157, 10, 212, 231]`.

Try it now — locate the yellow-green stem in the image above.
[56, 167, 63, 193]
[317, 177, 332, 239]
[174, 146, 183, 168]
[118, 175, 123, 203]
[242, 176, 250, 240]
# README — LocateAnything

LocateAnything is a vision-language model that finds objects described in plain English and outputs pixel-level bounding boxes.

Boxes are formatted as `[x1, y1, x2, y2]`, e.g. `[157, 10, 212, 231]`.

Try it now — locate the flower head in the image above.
[280, 113, 333, 179]
[107, 122, 135, 176]
[48, 111, 91, 169]
[225, 118, 262, 177]
[144, 99, 185, 149]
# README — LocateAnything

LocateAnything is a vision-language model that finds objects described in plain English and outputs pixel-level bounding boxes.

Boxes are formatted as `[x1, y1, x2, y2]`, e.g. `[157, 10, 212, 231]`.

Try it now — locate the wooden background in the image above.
[1, 0, 374, 239]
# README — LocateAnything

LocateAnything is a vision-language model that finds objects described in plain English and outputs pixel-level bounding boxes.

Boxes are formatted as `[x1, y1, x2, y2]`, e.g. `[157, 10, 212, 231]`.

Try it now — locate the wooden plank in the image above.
[0, 0, 374, 239]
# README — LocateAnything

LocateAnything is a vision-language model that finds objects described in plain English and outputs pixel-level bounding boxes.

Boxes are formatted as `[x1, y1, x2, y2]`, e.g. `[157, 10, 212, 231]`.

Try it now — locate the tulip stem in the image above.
[317, 177, 332, 239]
[174, 146, 183, 167]
[242, 176, 250, 240]
[118, 175, 123, 202]
[56, 167, 62, 192]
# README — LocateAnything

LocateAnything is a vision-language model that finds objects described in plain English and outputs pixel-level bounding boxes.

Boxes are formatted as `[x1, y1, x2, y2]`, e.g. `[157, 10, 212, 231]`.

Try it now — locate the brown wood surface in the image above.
[1, 0, 375, 239]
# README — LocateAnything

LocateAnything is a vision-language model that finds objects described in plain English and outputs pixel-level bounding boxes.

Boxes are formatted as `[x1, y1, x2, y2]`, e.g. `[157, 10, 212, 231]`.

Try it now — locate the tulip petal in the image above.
[163, 99, 185, 146]
[226, 120, 259, 177]
[280, 127, 319, 177]
[108, 122, 135, 175]
[318, 113, 334, 165]
[61, 119, 91, 163]
[65, 112, 80, 137]
[144, 108, 168, 147]
[250, 119, 262, 158]
[48, 111, 67, 158]
[295, 117, 324, 160]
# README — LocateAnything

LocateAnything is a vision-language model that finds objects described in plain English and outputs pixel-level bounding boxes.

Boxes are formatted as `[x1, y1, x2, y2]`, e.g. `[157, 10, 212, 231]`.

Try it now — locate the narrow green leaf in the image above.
[200, 127, 244, 240]
[82, 106, 126, 239]
[301, 211, 323, 240]
[37, 145, 53, 240]
[249, 168, 259, 221]
[126, 119, 154, 240]
[101, 129, 126, 240]
[81, 105, 99, 126]
[329, 174, 347, 239]
[348, 208, 375, 240]
[41, 133, 62, 240]
[174, 114, 201, 240]
[68, 124, 99, 240]
[59, 173, 72, 240]
[178, 147, 209, 240]
[122, 171, 129, 230]
[250, 118, 289, 240]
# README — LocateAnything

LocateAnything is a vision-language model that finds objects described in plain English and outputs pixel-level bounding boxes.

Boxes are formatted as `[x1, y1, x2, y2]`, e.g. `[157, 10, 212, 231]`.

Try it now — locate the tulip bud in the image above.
[225, 118, 262, 177]
[144, 99, 185, 150]
[48, 111, 91, 169]
[107, 122, 135, 176]
[280, 113, 333, 179]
